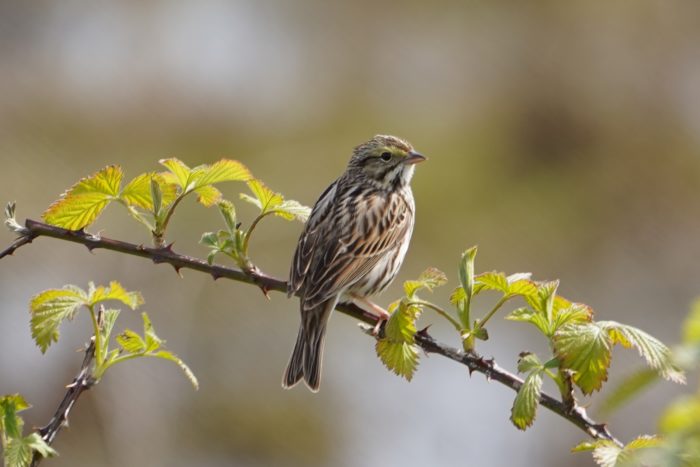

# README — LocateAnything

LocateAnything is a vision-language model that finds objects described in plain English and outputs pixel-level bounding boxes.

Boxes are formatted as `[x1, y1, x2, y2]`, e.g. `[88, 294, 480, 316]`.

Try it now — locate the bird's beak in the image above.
[404, 151, 427, 165]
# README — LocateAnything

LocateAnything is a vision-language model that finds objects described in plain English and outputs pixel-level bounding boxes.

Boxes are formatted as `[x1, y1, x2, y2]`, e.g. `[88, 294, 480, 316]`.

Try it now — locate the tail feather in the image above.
[282, 327, 305, 389]
[282, 299, 335, 392]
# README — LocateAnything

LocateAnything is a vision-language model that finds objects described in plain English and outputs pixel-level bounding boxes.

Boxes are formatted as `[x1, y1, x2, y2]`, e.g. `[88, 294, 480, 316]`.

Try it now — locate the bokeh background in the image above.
[1, 1, 700, 466]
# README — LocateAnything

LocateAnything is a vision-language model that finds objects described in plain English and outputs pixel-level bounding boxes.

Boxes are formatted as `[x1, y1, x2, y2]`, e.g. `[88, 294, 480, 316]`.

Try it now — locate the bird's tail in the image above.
[283, 300, 334, 392]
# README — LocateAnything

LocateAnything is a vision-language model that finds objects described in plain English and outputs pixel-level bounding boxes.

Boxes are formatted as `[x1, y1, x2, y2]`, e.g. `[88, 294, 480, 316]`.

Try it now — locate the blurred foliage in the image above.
[2, 1, 700, 466]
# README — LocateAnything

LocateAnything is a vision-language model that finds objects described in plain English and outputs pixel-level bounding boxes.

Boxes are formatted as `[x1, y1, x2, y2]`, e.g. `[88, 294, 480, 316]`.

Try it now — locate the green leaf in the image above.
[600, 321, 685, 384]
[109, 313, 198, 390]
[506, 307, 551, 336]
[5, 433, 57, 467]
[194, 159, 252, 186]
[152, 350, 199, 390]
[217, 200, 237, 232]
[376, 302, 421, 380]
[506, 274, 538, 297]
[510, 370, 543, 430]
[599, 369, 660, 415]
[517, 352, 542, 373]
[525, 280, 560, 314]
[575, 436, 662, 467]
[142, 312, 163, 352]
[459, 246, 477, 298]
[403, 267, 447, 298]
[1, 394, 29, 439]
[376, 340, 419, 382]
[590, 441, 621, 467]
[88, 281, 144, 310]
[30, 286, 88, 353]
[119, 173, 155, 209]
[551, 302, 593, 332]
[116, 329, 146, 353]
[43, 165, 123, 230]
[120, 173, 177, 211]
[476, 271, 508, 293]
[159, 158, 191, 189]
[194, 185, 223, 207]
[553, 322, 612, 394]
[240, 179, 311, 222]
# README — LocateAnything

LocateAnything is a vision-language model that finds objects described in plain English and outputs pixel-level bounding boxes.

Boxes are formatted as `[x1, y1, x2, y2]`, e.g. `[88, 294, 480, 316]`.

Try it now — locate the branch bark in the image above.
[6, 219, 621, 447]
[31, 340, 96, 467]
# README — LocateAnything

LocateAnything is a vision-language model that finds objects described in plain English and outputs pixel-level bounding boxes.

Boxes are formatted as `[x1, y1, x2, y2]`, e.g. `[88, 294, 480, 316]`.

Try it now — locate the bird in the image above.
[283, 135, 426, 392]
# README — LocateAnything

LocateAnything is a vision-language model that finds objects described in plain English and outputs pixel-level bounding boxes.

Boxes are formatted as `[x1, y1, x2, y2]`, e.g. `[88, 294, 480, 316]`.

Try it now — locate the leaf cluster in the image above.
[375, 246, 683, 451]
[0, 394, 56, 467]
[30, 281, 197, 388]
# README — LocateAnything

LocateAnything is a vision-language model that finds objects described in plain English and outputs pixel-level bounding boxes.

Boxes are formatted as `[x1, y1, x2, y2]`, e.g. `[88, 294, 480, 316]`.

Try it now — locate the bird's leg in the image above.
[351, 296, 390, 335]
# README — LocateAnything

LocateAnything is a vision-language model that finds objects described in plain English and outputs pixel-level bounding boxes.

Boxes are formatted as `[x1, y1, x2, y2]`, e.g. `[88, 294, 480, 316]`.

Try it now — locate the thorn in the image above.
[172, 264, 183, 277]
[417, 325, 432, 337]
[162, 242, 175, 252]
[65, 381, 77, 389]
[258, 284, 271, 299]
[211, 272, 222, 280]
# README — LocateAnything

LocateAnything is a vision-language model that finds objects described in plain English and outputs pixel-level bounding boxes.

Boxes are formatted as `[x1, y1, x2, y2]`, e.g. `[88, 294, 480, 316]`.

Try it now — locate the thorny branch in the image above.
[30, 340, 97, 467]
[4, 219, 621, 448]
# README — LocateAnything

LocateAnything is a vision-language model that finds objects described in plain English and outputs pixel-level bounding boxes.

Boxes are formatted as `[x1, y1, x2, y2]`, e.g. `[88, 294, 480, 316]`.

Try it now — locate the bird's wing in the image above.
[288, 180, 338, 297]
[301, 190, 413, 309]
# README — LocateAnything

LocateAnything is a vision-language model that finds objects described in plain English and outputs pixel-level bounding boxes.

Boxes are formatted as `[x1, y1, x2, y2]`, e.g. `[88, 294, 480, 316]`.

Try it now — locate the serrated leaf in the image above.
[601, 321, 685, 384]
[506, 276, 537, 297]
[152, 350, 199, 390]
[120, 173, 177, 211]
[517, 352, 542, 373]
[116, 329, 146, 353]
[599, 368, 659, 415]
[142, 312, 162, 352]
[30, 286, 88, 353]
[273, 199, 312, 222]
[43, 165, 123, 230]
[385, 302, 420, 343]
[577, 436, 662, 467]
[449, 287, 466, 306]
[194, 184, 223, 207]
[24, 432, 57, 459]
[89, 281, 143, 310]
[194, 159, 252, 186]
[403, 267, 447, 298]
[525, 280, 560, 314]
[476, 271, 508, 293]
[590, 441, 622, 467]
[4, 432, 57, 467]
[119, 173, 155, 209]
[1, 394, 30, 439]
[506, 307, 551, 335]
[159, 158, 191, 189]
[241, 179, 282, 212]
[553, 322, 612, 394]
[551, 302, 594, 331]
[375, 340, 419, 381]
[511, 370, 543, 430]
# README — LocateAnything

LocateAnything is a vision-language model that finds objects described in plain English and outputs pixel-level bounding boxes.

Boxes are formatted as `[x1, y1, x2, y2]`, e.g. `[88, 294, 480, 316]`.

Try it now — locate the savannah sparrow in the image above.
[283, 135, 426, 391]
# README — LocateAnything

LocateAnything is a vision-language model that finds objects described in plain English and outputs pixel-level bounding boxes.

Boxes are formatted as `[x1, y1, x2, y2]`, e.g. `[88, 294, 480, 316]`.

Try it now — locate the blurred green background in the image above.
[1, 1, 699, 466]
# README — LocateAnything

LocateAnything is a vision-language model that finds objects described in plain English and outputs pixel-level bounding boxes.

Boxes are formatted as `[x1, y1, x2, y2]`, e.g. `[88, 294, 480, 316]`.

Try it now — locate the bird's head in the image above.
[348, 135, 426, 189]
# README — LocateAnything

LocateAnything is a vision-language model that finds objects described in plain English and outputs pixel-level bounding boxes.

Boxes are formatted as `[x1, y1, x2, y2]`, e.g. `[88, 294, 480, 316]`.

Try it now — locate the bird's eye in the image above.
[380, 152, 392, 161]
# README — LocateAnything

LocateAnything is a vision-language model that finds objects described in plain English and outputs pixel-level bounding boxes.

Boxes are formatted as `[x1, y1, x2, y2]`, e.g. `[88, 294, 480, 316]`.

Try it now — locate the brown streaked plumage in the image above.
[283, 135, 426, 392]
